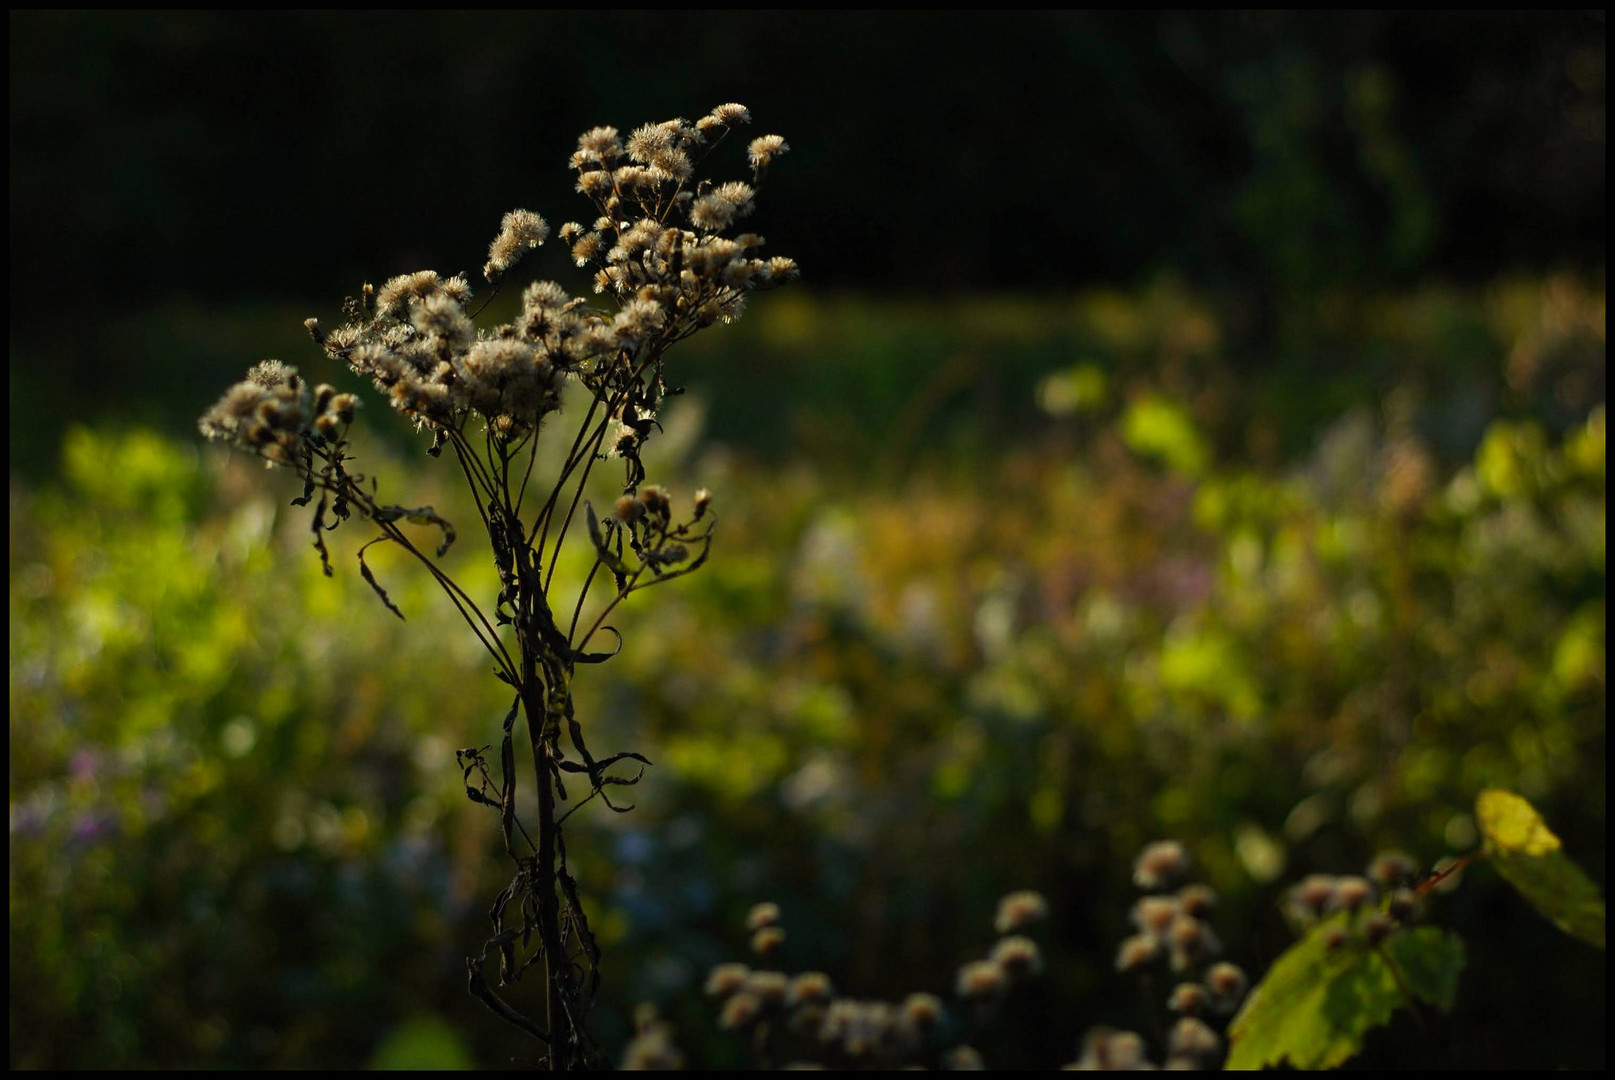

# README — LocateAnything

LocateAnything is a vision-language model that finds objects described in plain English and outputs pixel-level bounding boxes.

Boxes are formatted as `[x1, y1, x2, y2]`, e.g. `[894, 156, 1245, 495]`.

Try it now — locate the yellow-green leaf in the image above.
[1226, 918, 1463, 1070]
[1476, 789, 1605, 949]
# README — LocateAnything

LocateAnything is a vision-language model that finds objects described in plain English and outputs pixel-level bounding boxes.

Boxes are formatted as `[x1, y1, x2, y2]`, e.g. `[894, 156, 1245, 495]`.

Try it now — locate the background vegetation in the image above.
[9, 11, 1605, 1069]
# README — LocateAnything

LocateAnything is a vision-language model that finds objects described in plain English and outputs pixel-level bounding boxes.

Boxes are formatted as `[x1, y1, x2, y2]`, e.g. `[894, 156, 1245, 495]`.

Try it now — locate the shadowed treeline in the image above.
[8, 12, 1606, 470]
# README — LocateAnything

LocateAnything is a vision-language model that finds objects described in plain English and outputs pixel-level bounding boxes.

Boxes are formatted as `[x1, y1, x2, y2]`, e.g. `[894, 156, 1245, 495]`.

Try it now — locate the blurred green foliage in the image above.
[9, 281, 1605, 1069]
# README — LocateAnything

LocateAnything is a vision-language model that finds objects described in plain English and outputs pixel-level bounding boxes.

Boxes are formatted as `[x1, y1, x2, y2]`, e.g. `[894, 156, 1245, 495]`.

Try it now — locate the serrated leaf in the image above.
[1226, 918, 1464, 1070]
[1476, 789, 1605, 949]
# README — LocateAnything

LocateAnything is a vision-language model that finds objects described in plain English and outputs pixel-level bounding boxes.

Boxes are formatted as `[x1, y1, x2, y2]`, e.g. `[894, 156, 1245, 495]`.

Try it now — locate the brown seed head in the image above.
[704, 962, 750, 998]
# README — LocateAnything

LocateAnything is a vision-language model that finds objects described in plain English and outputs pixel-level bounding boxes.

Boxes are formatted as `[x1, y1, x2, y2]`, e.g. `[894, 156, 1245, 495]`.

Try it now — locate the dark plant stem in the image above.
[502, 481, 565, 1068]
[520, 637, 569, 1067]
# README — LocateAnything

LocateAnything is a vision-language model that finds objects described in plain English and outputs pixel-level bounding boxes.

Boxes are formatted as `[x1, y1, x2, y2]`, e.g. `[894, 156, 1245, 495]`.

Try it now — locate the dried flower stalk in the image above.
[200, 103, 794, 1069]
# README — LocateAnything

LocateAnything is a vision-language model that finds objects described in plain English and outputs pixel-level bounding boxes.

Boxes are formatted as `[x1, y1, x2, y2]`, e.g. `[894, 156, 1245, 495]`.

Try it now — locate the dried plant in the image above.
[199, 103, 795, 1069]
[653, 896, 1052, 1071]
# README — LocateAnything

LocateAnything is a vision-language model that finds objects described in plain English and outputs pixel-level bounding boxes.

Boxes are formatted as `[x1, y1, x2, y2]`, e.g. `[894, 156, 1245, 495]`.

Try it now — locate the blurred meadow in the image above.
[9, 11, 1606, 1070]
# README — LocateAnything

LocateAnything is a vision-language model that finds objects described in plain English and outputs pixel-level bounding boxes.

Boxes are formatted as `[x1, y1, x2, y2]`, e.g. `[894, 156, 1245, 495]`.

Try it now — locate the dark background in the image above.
[8, 11, 1606, 470]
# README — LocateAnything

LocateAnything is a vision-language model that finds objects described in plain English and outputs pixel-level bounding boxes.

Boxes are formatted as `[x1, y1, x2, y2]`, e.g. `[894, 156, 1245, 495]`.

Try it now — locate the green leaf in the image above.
[1476, 789, 1606, 949]
[1382, 926, 1465, 1011]
[1226, 917, 1464, 1070]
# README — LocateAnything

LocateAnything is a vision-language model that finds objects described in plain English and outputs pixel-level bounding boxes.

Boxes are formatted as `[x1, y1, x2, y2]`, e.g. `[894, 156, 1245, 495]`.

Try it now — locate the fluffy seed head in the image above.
[786, 972, 833, 1008]
[439, 274, 473, 303]
[577, 126, 622, 160]
[955, 959, 1005, 1000]
[198, 365, 311, 460]
[1116, 934, 1161, 972]
[1168, 982, 1210, 1015]
[1369, 851, 1419, 890]
[990, 935, 1043, 979]
[1169, 914, 1221, 967]
[1134, 841, 1190, 890]
[690, 194, 738, 232]
[246, 359, 299, 389]
[786, 1006, 827, 1040]
[626, 124, 674, 164]
[485, 209, 550, 281]
[577, 170, 614, 198]
[750, 926, 786, 956]
[994, 890, 1049, 935]
[942, 1046, 984, 1070]
[901, 992, 944, 1030]
[719, 992, 762, 1030]
[704, 962, 750, 998]
[1169, 1017, 1221, 1063]
[1328, 876, 1375, 913]
[1363, 912, 1397, 946]
[652, 147, 693, 182]
[1388, 887, 1422, 921]
[376, 270, 442, 317]
[412, 292, 473, 346]
[1075, 1029, 1148, 1071]
[746, 901, 781, 930]
[571, 232, 605, 266]
[1176, 883, 1216, 918]
[522, 279, 571, 314]
[1288, 875, 1338, 922]
[1204, 961, 1248, 1008]
[1131, 895, 1180, 937]
[745, 970, 788, 1005]
[748, 134, 789, 170]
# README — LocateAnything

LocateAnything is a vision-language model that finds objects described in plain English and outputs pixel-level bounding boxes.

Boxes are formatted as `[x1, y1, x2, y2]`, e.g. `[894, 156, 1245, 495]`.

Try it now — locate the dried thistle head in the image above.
[993, 890, 1049, 935]
[744, 969, 788, 1006]
[704, 962, 750, 998]
[198, 361, 310, 465]
[785, 971, 834, 1009]
[1115, 933, 1161, 972]
[484, 209, 550, 283]
[718, 991, 762, 1030]
[259, 101, 799, 492]
[1131, 894, 1180, 938]
[1204, 961, 1248, 1013]
[955, 958, 1006, 1000]
[1168, 1016, 1222, 1066]
[750, 925, 786, 957]
[989, 935, 1043, 980]
[1073, 1029, 1150, 1071]
[1134, 840, 1190, 891]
